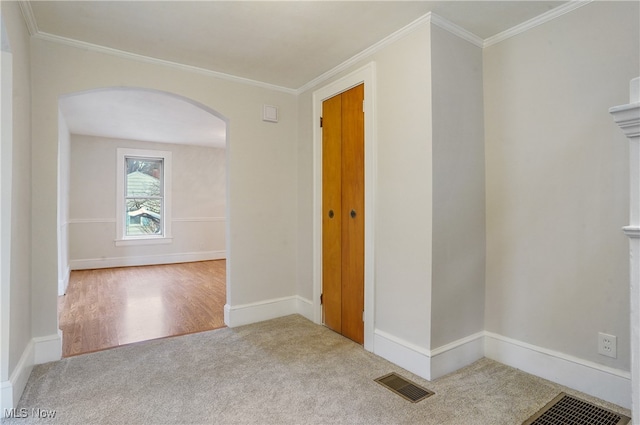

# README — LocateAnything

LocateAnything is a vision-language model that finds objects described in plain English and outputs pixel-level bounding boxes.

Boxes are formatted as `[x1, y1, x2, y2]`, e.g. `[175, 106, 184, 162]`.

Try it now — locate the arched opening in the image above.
[57, 87, 229, 356]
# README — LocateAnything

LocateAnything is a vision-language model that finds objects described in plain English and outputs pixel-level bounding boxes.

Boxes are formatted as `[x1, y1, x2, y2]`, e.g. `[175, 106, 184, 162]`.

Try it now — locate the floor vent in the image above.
[374, 372, 434, 403]
[522, 393, 630, 425]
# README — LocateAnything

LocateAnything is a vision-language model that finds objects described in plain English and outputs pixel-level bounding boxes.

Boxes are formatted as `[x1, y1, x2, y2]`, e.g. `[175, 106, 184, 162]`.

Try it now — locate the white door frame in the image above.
[312, 62, 376, 352]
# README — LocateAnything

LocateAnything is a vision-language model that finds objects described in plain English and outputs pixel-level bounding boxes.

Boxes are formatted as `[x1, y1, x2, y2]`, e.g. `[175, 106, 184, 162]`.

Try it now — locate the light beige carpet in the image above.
[2, 315, 630, 424]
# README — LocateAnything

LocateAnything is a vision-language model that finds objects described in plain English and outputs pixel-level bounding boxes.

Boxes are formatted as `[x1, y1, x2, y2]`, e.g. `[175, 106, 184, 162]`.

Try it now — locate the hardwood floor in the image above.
[58, 260, 226, 358]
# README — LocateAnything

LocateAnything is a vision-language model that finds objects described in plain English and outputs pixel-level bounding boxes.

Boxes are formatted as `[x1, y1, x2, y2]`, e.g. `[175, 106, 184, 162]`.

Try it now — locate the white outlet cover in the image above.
[598, 332, 617, 358]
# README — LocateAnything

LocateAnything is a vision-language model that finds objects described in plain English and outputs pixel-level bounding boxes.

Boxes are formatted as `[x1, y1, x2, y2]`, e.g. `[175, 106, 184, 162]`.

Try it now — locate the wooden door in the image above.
[322, 83, 365, 344]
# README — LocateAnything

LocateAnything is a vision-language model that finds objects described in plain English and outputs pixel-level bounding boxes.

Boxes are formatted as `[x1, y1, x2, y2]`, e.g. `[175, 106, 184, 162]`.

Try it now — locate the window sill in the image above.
[115, 237, 173, 247]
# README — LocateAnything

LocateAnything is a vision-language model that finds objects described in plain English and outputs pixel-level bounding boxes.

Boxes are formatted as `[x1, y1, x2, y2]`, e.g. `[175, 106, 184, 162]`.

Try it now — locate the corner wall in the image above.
[0, 1, 34, 413]
[430, 24, 486, 351]
[483, 1, 639, 407]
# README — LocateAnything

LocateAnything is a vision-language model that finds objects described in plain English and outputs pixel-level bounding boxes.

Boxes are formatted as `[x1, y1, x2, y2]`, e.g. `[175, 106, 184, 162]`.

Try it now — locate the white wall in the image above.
[484, 0, 638, 383]
[298, 17, 487, 380]
[57, 110, 70, 294]
[298, 24, 435, 363]
[430, 24, 485, 348]
[0, 1, 34, 412]
[30, 37, 299, 342]
[68, 135, 226, 269]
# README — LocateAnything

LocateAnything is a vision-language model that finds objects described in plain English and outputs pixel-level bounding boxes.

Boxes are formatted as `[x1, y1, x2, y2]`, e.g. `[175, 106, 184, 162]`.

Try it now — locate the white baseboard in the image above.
[373, 329, 485, 381]
[373, 329, 432, 379]
[58, 265, 70, 296]
[1, 340, 34, 417]
[70, 251, 226, 270]
[430, 332, 485, 380]
[33, 331, 62, 365]
[224, 296, 299, 328]
[1, 332, 62, 417]
[485, 331, 632, 409]
[296, 296, 314, 322]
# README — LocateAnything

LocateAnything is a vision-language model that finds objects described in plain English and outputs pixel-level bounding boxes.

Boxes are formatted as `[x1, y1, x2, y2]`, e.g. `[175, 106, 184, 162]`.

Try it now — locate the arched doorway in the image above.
[57, 87, 229, 356]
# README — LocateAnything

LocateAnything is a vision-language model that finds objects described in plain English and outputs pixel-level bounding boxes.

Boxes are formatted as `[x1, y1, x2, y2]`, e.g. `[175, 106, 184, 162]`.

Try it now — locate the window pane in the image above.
[126, 198, 162, 236]
[126, 158, 162, 197]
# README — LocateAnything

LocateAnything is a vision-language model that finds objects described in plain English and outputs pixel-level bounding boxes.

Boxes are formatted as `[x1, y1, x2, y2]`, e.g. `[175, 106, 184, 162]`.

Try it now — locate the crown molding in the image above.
[31, 31, 297, 95]
[483, 0, 593, 47]
[296, 12, 433, 94]
[18, 1, 38, 36]
[429, 13, 484, 48]
[18, 1, 595, 95]
[297, 12, 483, 94]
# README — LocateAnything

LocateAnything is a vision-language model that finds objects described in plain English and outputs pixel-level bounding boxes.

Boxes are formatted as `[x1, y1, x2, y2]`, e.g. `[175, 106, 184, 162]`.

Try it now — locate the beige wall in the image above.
[484, 1, 639, 370]
[430, 24, 485, 348]
[298, 25, 435, 348]
[0, 1, 33, 381]
[68, 135, 226, 267]
[30, 37, 299, 338]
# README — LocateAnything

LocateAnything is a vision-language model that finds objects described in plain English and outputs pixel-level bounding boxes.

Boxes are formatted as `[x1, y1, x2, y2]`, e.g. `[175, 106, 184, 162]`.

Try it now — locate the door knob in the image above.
[350, 209, 356, 218]
[328, 210, 334, 218]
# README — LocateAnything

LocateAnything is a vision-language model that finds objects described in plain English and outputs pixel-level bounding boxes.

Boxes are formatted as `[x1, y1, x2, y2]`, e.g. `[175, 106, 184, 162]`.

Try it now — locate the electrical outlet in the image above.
[598, 332, 617, 358]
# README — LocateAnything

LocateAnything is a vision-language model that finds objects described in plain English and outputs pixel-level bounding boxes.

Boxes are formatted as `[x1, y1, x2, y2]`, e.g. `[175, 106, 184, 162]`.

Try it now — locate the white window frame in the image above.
[115, 148, 172, 246]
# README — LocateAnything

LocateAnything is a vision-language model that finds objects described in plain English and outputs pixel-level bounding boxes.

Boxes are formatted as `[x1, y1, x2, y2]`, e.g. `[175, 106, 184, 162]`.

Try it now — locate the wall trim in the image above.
[485, 331, 631, 409]
[17, 1, 37, 36]
[31, 31, 296, 95]
[0, 331, 60, 417]
[33, 332, 62, 365]
[298, 12, 484, 94]
[173, 216, 226, 223]
[429, 13, 484, 48]
[373, 329, 432, 380]
[0, 340, 34, 417]
[373, 329, 485, 381]
[58, 265, 70, 296]
[68, 218, 116, 224]
[483, 0, 593, 47]
[69, 250, 225, 270]
[296, 296, 314, 322]
[298, 13, 430, 93]
[430, 332, 485, 380]
[373, 328, 630, 408]
[68, 217, 225, 224]
[623, 225, 640, 238]
[19, 0, 595, 95]
[224, 296, 300, 328]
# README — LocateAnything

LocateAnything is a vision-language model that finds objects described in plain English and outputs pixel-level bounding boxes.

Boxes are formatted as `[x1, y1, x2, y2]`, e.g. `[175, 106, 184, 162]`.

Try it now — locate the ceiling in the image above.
[59, 88, 228, 148]
[29, 1, 568, 90]
[28, 1, 569, 147]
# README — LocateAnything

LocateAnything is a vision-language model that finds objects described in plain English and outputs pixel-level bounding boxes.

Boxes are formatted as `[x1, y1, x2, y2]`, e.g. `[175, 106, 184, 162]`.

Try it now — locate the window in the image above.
[116, 148, 172, 246]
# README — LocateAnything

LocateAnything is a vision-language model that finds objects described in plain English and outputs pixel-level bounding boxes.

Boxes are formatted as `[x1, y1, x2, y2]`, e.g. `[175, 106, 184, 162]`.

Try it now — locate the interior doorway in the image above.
[57, 88, 229, 355]
[313, 63, 376, 351]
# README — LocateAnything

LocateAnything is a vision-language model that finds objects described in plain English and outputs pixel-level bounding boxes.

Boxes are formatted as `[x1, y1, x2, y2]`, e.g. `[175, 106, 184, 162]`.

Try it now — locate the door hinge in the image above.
[363, 100, 365, 113]
[320, 293, 323, 305]
[363, 311, 365, 322]
[320, 116, 323, 128]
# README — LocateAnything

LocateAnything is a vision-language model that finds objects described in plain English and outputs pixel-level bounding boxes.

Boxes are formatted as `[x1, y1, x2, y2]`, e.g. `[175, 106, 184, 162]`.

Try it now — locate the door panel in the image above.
[322, 83, 365, 344]
[322, 93, 343, 333]
[340, 84, 365, 344]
